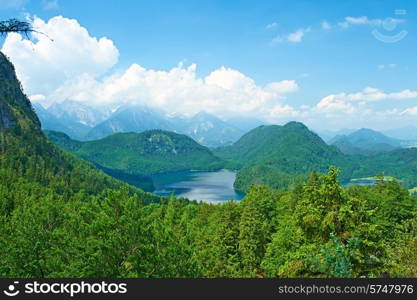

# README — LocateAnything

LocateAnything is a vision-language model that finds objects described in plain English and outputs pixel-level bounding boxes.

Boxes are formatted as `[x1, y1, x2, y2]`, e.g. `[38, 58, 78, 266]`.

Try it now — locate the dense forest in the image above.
[45, 129, 224, 175]
[1, 51, 417, 278]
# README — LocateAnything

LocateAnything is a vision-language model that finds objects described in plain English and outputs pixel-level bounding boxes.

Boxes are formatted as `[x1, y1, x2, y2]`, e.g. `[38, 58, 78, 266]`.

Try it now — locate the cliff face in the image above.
[0, 100, 15, 129]
[0, 51, 40, 131]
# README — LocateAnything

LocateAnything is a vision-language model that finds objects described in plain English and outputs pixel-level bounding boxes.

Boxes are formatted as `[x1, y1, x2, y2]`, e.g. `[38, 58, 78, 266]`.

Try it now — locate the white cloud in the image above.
[311, 87, 417, 117]
[402, 106, 417, 115]
[287, 28, 310, 42]
[272, 27, 311, 43]
[56, 64, 299, 117]
[321, 21, 332, 30]
[315, 94, 356, 114]
[314, 87, 417, 115]
[2, 16, 119, 98]
[2, 16, 299, 120]
[29, 94, 46, 102]
[270, 104, 299, 118]
[338, 16, 404, 28]
[266, 22, 278, 29]
[265, 80, 299, 94]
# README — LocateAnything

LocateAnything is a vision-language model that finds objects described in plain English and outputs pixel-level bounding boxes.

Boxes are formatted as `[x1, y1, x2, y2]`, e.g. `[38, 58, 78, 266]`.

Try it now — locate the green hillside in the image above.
[215, 122, 352, 190]
[216, 122, 344, 168]
[215, 122, 417, 191]
[0, 51, 160, 203]
[46, 129, 224, 175]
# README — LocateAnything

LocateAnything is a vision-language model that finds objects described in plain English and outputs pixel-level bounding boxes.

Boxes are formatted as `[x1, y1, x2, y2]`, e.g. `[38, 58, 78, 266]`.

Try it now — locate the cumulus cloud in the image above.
[272, 27, 311, 43]
[266, 80, 298, 94]
[2, 16, 119, 98]
[51, 63, 299, 117]
[2, 16, 298, 120]
[314, 87, 417, 115]
[315, 94, 356, 114]
[270, 104, 300, 118]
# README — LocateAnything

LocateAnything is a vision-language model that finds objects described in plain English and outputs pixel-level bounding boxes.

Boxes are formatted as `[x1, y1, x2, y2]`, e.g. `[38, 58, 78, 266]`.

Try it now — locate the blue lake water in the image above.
[151, 170, 245, 203]
[345, 179, 377, 187]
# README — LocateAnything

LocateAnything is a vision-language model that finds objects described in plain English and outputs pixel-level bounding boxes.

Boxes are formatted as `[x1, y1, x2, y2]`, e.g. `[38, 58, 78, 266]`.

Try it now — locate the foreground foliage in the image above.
[1, 165, 416, 277]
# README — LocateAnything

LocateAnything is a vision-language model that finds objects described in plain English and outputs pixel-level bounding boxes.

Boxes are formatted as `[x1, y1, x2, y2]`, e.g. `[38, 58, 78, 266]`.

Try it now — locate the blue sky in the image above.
[1, 0, 417, 131]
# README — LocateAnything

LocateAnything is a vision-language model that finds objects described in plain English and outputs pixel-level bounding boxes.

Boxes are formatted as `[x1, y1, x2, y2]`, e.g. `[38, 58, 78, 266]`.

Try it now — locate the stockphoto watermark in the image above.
[2, 280, 127, 297]
[371, 9, 408, 43]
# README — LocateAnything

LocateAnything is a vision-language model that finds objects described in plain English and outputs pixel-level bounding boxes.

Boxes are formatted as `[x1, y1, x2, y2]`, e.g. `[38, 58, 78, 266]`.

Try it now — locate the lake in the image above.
[345, 179, 377, 186]
[151, 170, 245, 203]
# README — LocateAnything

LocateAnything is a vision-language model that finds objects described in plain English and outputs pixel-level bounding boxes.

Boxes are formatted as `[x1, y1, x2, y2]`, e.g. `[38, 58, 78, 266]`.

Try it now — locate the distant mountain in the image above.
[315, 128, 357, 142]
[171, 111, 244, 147]
[329, 128, 402, 155]
[86, 105, 173, 140]
[46, 129, 224, 176]
[33, 102, 92, 140]
[86, 108, 243, 147]
[33, 101, 245, 147]
[327, 135, 364, 155]
[48, 100, 109, 127]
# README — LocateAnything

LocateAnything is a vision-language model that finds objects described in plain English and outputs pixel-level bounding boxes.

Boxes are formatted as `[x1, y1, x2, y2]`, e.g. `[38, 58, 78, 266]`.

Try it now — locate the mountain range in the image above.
[34, 99, 417, 150]
[3, 47, 417, 202]
[45, 117, 417, 193]
[34, 101, 250, 147]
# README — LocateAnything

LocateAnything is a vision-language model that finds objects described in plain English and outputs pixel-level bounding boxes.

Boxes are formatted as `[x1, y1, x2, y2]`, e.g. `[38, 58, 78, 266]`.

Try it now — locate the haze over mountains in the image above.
[34, 98, 417, 152]
[34, 100, 248, 147]
[329, 128, 403, 156]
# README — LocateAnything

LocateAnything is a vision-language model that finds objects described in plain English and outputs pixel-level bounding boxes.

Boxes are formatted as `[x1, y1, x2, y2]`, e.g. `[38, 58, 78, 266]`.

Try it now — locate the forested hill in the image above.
[0, 51, 159, 202]
[215, 122, 343, 169]
[45, 129, 224, 175]
[215, 121, 417, 191]
[214, 122, 352, 190]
